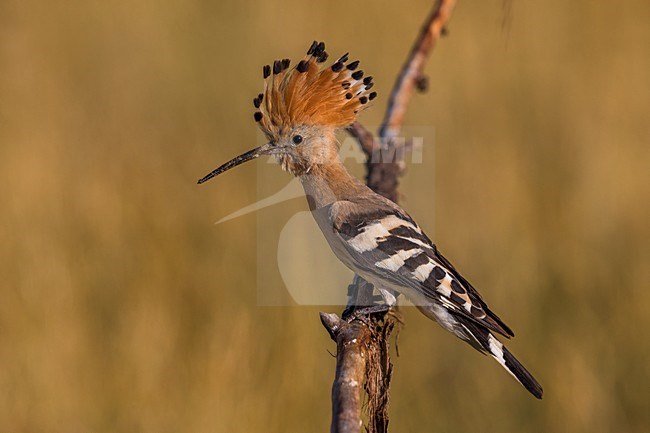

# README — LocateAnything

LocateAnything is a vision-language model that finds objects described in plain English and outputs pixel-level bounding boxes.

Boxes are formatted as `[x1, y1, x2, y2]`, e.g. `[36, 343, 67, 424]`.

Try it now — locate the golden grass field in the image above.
[1, 1, 648, 432]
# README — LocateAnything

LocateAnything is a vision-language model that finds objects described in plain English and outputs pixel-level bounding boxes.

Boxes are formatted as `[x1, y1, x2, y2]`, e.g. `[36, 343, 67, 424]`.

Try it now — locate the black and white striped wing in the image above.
[335, 205, 514, 338]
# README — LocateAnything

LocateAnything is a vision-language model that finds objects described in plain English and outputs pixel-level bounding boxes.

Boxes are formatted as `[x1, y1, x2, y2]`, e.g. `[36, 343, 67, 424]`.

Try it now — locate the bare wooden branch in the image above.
[321, 311, 398, 433]
[379, 0, 457, 142]
[322, 1, 457, 432]
[320, 313, 371, 433]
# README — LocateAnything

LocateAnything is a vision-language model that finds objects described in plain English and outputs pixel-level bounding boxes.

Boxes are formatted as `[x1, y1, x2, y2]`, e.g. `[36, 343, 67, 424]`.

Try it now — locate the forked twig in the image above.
[380, 0, 457, 142]
[322, 1, 457, 432]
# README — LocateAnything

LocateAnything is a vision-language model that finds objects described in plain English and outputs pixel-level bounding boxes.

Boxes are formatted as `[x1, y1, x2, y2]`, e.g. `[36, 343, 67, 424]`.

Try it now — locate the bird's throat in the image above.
[299, 161, 367, 211]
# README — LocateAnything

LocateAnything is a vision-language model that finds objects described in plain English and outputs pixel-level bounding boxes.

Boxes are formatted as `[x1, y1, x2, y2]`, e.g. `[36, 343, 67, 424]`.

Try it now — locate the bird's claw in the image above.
[342, 304, 391, 323]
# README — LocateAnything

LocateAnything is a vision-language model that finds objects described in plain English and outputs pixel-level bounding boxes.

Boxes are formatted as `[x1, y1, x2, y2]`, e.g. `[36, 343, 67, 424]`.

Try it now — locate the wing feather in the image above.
[332, 202, 513, 338]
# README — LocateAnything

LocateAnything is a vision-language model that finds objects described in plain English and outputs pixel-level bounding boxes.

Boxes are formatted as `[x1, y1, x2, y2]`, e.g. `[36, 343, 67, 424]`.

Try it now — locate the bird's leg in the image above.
[342, 276, 394, 322]
[343, 275, 375, 319]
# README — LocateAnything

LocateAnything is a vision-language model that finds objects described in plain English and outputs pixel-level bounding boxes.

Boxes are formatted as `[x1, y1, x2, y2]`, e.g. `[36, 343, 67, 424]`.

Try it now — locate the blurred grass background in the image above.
[1, 0, 649, 432]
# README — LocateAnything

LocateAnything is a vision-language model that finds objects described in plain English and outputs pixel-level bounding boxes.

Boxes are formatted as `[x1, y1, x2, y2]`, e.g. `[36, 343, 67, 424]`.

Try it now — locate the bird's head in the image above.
[198, 41, 376, 183]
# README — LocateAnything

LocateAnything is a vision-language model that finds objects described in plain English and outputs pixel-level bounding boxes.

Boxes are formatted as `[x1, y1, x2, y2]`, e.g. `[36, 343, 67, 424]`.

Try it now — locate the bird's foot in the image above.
[342, 304, 391, 323]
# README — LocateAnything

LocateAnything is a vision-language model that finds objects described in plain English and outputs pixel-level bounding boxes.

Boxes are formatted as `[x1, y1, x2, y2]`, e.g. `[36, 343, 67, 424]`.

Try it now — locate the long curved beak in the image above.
[197, 143, 274, 184]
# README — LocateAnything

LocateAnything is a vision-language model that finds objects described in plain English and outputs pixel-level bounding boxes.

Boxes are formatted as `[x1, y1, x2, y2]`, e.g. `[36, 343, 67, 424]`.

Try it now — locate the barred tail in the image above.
[460, 319, 543, 399]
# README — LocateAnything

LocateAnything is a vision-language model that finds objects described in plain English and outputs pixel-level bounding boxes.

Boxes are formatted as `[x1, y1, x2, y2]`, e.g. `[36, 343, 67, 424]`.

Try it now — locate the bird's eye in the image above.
[292, 135, 303, 144]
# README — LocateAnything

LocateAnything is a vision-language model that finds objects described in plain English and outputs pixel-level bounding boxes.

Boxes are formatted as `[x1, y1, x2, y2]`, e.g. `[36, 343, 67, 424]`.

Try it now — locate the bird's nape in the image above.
[197, 142, 274, 184]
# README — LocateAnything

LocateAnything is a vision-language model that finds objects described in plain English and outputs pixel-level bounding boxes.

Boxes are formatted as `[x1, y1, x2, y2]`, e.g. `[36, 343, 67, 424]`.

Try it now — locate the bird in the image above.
[198, 41, 543, 399]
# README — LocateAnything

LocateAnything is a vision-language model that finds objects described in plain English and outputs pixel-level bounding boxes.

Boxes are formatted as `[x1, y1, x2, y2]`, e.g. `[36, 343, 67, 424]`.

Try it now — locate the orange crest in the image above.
[252, 41, 377, 136]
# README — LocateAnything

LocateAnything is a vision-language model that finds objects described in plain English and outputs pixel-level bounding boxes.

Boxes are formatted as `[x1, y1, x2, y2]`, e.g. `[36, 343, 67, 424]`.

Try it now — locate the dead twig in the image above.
[321, 313, 370, 433]
[321, 1, 457, 432]
[380, 0, 457, 143]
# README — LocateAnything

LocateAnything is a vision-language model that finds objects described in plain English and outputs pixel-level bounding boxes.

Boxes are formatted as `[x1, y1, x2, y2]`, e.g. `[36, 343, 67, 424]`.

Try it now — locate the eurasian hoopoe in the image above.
[199, 41, 543, 399]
